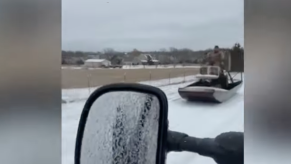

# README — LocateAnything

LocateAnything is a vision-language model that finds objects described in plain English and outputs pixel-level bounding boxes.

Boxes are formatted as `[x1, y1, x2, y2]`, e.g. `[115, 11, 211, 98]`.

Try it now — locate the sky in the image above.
[62, 0, 243, 52]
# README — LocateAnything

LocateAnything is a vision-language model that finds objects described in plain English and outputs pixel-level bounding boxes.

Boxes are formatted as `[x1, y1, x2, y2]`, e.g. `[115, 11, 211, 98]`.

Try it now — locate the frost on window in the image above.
[80, 91, 160, 164]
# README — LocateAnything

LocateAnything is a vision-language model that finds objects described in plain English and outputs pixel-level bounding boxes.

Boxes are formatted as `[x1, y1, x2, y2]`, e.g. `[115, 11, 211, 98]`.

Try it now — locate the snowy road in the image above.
[62, 78, 244, 164]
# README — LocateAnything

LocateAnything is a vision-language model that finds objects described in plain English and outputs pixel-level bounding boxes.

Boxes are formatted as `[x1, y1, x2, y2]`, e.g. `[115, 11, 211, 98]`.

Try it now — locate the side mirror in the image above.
[75, 83, 168, 164]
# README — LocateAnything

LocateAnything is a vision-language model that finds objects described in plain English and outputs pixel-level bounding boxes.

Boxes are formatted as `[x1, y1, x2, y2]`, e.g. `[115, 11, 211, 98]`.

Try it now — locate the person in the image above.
[205, 45, 228, 88]
[206, 45, 224, 68]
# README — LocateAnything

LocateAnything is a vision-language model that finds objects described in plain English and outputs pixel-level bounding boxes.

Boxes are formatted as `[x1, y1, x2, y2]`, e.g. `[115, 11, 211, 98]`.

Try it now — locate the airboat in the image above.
[178, 51, 243, 103]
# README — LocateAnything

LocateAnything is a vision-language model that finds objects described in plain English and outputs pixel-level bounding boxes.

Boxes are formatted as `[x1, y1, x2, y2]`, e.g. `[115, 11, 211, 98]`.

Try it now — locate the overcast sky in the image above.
[62, 0, 243, 52]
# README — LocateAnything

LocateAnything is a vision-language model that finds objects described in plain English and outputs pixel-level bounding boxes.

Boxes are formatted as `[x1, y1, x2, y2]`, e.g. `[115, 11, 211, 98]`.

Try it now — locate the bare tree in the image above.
[132, 49, 141, 56]
[62, 43, 243, 66]
[160, 48, 167, 52]
[103, 48, 115, 54]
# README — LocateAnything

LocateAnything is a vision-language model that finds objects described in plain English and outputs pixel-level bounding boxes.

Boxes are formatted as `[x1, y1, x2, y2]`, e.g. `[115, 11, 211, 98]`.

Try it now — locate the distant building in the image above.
[84, 59, 111, 68]
[140, 54, 159, 65]
[123, 54, 143, 65]
[123, 53, 159, 65]
[110, 55, 123, 65]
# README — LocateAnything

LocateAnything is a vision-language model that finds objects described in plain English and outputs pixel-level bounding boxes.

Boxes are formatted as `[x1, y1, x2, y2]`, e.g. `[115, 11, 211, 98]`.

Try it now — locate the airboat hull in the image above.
[178, 81, 243, 103]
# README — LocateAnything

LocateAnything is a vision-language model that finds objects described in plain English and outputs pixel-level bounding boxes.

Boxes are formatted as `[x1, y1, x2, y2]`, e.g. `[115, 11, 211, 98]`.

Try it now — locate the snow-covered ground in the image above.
[62, 77, 244, 164]
[61, 64, 200, 70]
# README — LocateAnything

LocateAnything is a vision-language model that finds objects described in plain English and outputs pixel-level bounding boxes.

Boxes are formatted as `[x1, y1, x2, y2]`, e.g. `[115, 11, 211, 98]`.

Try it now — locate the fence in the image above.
[84, 68, 199, 90]
[61, 64, 200, 70]
[62, 68, 199, 103]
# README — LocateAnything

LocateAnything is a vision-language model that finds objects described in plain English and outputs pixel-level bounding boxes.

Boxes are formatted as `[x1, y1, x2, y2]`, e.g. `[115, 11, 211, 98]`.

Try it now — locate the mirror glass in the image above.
[80, 91, 161, 164]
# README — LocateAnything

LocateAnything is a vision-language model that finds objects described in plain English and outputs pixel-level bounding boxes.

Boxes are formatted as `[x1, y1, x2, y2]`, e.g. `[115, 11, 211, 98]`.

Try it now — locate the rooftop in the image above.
[85, 59, 107, 62]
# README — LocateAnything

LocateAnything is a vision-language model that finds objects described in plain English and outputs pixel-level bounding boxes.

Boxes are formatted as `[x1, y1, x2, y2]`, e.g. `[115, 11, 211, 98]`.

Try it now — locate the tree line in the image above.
[62, 43, 243, 66]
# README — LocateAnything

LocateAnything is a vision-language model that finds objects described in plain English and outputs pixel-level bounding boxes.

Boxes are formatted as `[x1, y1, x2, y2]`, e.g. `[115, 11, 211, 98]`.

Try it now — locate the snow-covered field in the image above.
[62, 76, 244, 164]
[62, 64, 201, 70]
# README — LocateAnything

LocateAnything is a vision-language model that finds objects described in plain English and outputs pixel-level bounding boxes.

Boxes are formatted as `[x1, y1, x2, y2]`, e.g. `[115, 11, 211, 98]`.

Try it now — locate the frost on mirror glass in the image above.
[80, 91, 160, 164]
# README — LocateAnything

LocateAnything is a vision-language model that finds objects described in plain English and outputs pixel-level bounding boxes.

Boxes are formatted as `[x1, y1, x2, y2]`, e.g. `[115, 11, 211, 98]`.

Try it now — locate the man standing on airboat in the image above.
[204, 45, 228, 88]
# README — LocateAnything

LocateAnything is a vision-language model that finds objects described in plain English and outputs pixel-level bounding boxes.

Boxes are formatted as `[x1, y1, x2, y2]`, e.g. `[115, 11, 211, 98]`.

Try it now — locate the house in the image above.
[110, 55, 123, 65]
[140, 54, 159, 65]
[123, 54, 142, 65]
[83, 59, 111, 68]
[123, 53, 159, 65]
